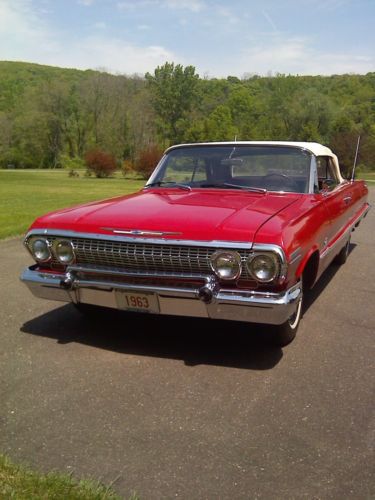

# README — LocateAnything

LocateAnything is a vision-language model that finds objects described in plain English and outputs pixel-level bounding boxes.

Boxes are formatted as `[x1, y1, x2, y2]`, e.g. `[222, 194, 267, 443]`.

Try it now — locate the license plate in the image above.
[116, 291, 159, 314]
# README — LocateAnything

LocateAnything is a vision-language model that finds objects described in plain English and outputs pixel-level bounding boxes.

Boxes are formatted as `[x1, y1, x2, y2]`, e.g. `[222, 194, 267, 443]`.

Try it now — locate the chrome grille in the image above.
[73, 238, 215, 274]
[47, 236, 254, 280]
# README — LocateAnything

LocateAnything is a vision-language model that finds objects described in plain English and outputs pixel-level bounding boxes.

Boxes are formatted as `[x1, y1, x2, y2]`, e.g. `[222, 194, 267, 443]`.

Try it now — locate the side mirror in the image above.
[323, 178, 335, 188]
[320, 178, 336, 193]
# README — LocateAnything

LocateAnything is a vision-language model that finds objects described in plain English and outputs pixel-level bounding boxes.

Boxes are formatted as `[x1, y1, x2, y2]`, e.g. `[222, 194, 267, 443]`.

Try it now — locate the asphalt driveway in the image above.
[0, 189, 374, 499]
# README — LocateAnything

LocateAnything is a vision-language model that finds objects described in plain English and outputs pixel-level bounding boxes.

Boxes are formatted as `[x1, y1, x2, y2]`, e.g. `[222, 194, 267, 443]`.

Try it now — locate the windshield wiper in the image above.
[199, 183, 266, 193]
[145, 181, 192, 191]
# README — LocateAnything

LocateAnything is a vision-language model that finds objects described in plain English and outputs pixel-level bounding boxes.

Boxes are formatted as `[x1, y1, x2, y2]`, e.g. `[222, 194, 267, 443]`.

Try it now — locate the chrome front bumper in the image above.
[20, 265, 301, 325]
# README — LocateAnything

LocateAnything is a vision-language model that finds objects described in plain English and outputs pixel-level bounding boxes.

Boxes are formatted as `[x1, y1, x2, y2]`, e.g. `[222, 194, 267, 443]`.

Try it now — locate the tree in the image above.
[204, 105, 237, 141]
[1, 62, 375, 171]
[145, 62, 199, 144]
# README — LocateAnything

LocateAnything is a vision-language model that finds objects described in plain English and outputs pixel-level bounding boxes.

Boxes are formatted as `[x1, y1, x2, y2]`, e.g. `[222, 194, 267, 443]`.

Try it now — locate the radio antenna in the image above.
[351, 135, 361, 181]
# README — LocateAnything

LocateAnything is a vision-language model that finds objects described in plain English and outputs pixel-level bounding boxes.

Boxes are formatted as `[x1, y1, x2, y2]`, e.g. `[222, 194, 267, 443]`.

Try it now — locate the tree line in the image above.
[0, 60, 374, 177]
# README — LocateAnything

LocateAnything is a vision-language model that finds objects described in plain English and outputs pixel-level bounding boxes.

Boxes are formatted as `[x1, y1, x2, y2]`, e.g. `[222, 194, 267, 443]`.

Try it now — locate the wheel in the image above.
[269, 282, 303, 347]
[334, 235, 351, 265]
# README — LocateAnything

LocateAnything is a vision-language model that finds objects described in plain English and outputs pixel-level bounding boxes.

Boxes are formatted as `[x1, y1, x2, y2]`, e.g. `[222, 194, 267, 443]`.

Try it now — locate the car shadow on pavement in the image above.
[21, 304, 283, 371]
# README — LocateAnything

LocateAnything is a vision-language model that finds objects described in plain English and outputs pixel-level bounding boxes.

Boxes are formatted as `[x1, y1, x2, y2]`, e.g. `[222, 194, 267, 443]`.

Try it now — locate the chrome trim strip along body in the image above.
[20, 265, 301, 325]
[320, 203, 370, 260]
[289, 247, 302, 265]
[320, 227, 348, 260]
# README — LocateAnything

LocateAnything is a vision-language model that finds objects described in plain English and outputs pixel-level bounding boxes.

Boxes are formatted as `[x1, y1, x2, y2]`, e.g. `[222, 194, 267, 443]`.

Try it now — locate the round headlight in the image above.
[55, 240, 75, 264]
[30, 238, 51, 262]
[247, 253, 279, 283]
[210, 250, 242, 280]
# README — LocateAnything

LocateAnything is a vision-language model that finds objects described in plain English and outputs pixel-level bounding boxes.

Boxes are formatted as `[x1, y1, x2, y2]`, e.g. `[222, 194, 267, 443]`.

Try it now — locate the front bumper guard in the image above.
[20, 265, 302, 325]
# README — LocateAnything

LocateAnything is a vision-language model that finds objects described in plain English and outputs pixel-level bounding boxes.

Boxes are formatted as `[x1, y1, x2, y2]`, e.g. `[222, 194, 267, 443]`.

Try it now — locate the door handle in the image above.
[343, 196, 352, 205]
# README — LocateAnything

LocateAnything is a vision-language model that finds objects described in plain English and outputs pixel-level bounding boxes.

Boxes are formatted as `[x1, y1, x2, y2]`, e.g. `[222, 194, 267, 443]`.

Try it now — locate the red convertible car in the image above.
[21, 142, 370, 346]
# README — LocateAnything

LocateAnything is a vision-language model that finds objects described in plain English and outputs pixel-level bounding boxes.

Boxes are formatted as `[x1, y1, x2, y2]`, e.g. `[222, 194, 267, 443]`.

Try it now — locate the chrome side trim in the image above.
[320, 203, 371, 260]
[320, 228, 348, 260]
[289, 247, 302, 265]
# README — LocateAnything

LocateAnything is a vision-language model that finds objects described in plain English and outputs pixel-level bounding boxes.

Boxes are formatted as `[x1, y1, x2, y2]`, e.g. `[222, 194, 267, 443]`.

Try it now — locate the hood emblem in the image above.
[101, 228, 182, 237]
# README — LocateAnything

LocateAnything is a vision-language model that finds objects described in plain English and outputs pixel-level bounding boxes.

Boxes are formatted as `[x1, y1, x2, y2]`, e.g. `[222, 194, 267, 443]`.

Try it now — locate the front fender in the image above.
[296, 246, 320, 287]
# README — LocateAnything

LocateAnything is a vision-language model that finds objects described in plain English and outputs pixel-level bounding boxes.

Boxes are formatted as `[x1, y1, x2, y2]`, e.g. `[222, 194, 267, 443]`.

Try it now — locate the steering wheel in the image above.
[262, 173, 298, 192]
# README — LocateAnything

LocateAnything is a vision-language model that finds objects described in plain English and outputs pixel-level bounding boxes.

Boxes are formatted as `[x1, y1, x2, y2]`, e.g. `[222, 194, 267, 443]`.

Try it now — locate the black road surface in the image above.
[1, 189, 374, 499]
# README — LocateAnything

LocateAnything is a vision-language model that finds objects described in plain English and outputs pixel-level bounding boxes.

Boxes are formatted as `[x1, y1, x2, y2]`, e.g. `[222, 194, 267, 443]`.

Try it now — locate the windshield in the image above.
[147, 145, 311, 193]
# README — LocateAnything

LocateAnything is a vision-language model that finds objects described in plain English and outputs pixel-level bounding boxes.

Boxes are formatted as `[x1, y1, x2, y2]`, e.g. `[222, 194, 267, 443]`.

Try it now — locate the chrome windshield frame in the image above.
[146, 144, 313, 195]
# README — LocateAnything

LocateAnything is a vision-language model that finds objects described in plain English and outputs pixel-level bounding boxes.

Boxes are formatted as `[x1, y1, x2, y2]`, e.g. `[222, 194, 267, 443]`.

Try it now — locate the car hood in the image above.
[30, 188, 302, 243]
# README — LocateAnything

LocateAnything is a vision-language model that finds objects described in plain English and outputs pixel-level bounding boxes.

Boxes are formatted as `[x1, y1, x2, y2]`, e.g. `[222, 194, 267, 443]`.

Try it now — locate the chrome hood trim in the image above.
[101, 228, 183, 237]
[25, 228, 254, 249]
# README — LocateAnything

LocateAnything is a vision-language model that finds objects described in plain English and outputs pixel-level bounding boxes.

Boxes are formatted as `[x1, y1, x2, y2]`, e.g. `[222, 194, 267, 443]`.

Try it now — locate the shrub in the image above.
[84, 149, 117, 178]
[121, 159, 135, 178]
[134, 145, 163, 179]
[60, 154, 85, 171]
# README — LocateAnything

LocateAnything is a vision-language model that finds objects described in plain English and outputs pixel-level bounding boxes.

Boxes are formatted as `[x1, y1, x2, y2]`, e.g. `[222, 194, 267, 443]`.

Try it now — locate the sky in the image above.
[0, 0, 374, 77]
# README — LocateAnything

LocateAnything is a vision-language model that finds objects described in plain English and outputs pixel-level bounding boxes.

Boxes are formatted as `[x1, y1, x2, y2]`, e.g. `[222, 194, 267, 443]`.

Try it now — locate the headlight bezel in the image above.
[246, 252, 280, 283]
[53, 239, 76, 265]
[27, 236, 52, 263]
[210, 250, 242, 281]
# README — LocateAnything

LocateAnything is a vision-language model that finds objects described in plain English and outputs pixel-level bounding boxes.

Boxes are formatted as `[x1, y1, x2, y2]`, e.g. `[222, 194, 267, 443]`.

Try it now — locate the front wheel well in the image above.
[300, 251, 319, 290]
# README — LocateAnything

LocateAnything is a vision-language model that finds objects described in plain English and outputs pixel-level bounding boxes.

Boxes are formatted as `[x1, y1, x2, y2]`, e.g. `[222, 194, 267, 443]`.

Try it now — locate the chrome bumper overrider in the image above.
[20, 265, 302, 325]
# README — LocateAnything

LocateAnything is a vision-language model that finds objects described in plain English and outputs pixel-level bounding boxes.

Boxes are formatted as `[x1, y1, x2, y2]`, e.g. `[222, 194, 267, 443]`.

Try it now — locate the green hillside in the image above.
[0, 60, 374, 172]
[0, 61, 97, 111]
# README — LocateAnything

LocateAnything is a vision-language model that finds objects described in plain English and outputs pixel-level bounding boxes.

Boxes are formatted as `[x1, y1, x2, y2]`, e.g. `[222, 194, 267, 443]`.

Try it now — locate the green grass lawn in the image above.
[1, 169, 374, 240]
[0, 170, 144, 240]
[358, 171, 375, 183]
[0, 453, 138, 499]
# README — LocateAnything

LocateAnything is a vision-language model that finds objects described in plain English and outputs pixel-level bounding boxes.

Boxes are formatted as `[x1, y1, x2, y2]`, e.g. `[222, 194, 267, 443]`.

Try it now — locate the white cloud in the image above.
[92, 21, 107, 29]
[314, 0, 352, 11]
[117, 0, 205, 12]
[60, 36, 179, 74]
[0, 0, 36, 38]
[215, 5, 240, 24]
[78, 0, 95, 5]
[0, 0, 59, 60]
[117, 0, 154, 10]
[0, 0, 178, 75]
[211, 36, 375, 77]
[163, 0, 205, 12]
[0, 0, 373, 78]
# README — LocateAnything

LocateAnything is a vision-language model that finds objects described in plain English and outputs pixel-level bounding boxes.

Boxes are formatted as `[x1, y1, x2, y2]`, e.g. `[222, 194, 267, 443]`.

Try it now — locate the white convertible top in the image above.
[167, 141, 334, 157]
[166, 141, 344, 182]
